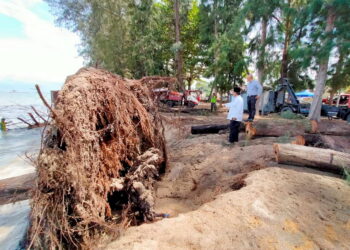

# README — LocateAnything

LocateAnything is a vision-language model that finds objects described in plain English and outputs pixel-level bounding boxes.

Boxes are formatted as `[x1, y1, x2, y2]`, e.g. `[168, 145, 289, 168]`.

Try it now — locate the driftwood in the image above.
[0, 173, 35, 205]
[273, 143, 350, 173]
[17, 88, 49, 129]
[31, 105, 48, 123]
[28, 112, 40, 125]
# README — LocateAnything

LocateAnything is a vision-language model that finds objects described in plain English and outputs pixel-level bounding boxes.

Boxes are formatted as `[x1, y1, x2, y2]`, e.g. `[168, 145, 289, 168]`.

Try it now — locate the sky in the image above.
[0, 0, 84, 91]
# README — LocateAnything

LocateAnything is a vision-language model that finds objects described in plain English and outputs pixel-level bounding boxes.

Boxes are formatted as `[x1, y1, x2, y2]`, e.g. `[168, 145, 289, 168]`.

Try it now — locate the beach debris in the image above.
[17, 86, 50, 129]
[27, 68, 167, 249]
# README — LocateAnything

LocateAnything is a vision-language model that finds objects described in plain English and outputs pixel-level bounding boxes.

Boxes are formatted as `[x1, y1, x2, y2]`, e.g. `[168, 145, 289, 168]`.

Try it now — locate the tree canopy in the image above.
[46, 0, 350, 108]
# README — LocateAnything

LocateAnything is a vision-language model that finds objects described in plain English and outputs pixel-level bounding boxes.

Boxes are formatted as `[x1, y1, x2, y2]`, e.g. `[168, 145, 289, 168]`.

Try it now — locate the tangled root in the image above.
[27, 68, 167, 249]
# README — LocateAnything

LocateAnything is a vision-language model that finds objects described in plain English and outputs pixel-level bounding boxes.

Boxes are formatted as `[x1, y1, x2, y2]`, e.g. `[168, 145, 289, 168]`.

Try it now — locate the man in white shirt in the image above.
[224, 87, 243, 143]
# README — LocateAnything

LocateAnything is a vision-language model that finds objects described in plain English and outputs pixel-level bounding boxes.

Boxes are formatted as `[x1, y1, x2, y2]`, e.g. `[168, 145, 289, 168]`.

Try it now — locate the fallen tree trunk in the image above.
[191, 123, 245, 134]
[303, 134, 350, 154]
[245, 121, 305, 139]
[0, 173, 35, 205]
[273, 143, 350, 173]
[246, 119, 350, 139]
[311, 120, 350, 136]
[191, 124, 229, 134]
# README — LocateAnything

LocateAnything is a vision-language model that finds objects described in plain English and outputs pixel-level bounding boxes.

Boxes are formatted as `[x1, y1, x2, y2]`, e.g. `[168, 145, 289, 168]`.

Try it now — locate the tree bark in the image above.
[174, 0, 184, 91]
[0, 173, 35, 205]
[308, 7, 336, 122]
[257, 18, 267, 84]
[256, 18, 268, 117]
[245, 120, 305, 138]
[191, 124, 229, 134]
[281, 2, 292, 79]
[191, 123, 245, 134]
[273, 143, 350, 173]
[246, 119, 350, 139]
[303, 134, 350, 153]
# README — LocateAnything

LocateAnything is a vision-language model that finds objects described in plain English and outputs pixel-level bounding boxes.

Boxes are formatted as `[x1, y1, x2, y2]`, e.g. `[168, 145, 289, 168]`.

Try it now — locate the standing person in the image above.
[246, 74, 263, 121]
[1, 118, 7, 131]
[210, 93, 217, 112]
[224, 87, 243, 144]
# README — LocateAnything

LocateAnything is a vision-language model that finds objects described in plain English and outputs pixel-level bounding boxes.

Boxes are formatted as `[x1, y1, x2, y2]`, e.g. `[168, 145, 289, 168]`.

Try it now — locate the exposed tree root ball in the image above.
[27, 68, 167, 249]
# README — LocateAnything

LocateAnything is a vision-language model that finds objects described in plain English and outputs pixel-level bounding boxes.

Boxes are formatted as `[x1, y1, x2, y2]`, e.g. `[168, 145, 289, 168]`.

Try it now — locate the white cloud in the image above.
[0, 0, 84, 85]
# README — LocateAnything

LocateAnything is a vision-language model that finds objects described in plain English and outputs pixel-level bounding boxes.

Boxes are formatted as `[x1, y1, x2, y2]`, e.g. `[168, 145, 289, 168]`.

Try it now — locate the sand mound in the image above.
[27, 68, 167, 248]
[105, 166, 350, 250]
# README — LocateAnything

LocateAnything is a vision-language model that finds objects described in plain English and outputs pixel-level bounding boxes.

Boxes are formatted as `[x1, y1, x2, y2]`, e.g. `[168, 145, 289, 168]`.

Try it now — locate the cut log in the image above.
[311, 120, 350, 136]
[246, 121, 305, 139]
[303, 134, 350, 154]
[191, 123, 246, 134]
[191, 124, 229, 134]
[246, 119, 350, 139]
[273, 143, 350, 173]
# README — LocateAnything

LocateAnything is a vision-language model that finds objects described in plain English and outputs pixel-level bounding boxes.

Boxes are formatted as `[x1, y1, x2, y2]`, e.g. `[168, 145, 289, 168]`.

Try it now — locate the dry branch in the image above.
[17, 117, 32, 127]
[31, 106, 48, 123]
[28, 113, 40, 125]
[273, 143, 350, 173]
[35, 84, 55, 116]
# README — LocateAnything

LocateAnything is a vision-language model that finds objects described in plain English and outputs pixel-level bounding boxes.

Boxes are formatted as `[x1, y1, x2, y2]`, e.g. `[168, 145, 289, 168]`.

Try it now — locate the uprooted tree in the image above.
[27, 68, 167, 249]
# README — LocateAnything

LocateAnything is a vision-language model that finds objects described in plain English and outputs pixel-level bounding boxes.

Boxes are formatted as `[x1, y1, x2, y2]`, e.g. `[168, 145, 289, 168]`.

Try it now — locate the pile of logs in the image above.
[191, 120, 350, 151]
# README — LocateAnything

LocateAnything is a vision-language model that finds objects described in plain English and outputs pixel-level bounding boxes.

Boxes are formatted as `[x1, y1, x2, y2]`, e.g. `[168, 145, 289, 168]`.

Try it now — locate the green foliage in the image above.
[344, 169, 350, 185]
[280, 110, 305, 119]
[45, 0, 350, 97]
[198, 0, 247, 96]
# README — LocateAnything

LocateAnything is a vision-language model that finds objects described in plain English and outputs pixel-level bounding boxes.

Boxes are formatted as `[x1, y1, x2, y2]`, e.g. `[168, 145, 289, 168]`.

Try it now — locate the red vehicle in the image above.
[322, 94, 350, 122]
[153, 88, 201, 108]
[322, 94, 350, 106]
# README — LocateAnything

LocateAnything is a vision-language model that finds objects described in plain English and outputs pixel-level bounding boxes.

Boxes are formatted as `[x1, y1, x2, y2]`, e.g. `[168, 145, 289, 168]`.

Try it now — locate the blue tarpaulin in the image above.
[295, 90, 314, 97]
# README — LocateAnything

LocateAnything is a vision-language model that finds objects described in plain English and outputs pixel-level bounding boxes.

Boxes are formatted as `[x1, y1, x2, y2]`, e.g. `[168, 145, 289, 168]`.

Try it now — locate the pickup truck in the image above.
[323, 94, 350, 123]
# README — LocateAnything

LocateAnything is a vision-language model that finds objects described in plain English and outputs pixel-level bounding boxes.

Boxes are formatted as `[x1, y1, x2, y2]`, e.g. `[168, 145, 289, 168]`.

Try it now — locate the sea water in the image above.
[0, 90, 49, 249]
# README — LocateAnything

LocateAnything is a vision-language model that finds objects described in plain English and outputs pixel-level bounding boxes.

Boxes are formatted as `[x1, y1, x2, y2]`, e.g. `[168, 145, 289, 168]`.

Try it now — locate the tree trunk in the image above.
[174, 0, 184, 91]
[208, 82, 215, 102]
[245, 120, 305, 139]
[191, 123, 245, 134]
[303, 134, 350, 154]
[257, 18, 267, 84]
[308, 7, 336, 122]
[273, 143, 350, 173]
[0, 173, 35, 205]
[246, 119, 350, 139]
[329, 91, 335, 106]
[219, 89, 223, 107]
[256, 18, 268, 117]
[191, 124, 229, 134]
[281, 3, 292, 79]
